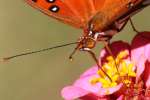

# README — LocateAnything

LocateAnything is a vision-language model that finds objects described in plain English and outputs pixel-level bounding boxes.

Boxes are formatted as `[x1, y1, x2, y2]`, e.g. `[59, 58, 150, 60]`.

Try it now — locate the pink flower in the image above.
[61, 32, 150, 100]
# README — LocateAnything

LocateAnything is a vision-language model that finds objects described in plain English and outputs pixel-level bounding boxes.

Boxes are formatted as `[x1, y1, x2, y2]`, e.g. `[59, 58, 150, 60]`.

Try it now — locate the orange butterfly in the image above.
[24, 0, 150, 60]
[3, 0, 149, 61]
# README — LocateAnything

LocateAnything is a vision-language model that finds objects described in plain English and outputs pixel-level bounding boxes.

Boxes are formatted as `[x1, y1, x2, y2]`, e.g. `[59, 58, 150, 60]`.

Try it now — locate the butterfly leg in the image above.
[115, 17, 139, 33]
[129, 18, 139, 33]
[82, 48, 112, 82]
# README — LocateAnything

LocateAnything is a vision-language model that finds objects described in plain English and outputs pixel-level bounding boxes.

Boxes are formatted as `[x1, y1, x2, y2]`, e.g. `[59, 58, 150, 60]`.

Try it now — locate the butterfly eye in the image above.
[46, 0, 55, 3]
[49, 5, 59, 12]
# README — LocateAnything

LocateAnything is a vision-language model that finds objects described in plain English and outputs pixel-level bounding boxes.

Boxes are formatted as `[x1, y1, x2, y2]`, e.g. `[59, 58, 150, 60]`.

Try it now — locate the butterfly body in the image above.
[25, 0, 149, 52]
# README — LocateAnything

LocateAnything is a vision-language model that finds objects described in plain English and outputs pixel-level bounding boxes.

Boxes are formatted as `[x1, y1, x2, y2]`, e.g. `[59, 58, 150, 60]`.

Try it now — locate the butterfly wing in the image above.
[25, 0, 84, 28]
[25, 0, 106, 29]
[60, 0, 106, 24]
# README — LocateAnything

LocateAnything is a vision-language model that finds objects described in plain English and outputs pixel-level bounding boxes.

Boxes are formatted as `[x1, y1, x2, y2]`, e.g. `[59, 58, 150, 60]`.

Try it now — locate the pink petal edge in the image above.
[61, 86, 89, 100]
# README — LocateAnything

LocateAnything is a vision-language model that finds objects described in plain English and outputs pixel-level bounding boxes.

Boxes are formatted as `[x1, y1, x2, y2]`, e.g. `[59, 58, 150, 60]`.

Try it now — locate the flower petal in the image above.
[131, 32, 150, 81]
[143, 61, 150, 88]
[80, 66, 98, 78]
[61, 67, 101, 100]
[97, 83, 123, 96]
[74, 72, 123, 96]
[79, 93, 107, 100]
[61, 86, 89, 100]
[74, 70, 102, 96]
[116, 95, 124, 100]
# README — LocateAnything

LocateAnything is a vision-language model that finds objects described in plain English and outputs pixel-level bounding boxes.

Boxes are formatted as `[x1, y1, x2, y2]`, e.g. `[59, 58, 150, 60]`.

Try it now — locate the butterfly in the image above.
[24, 0, 150, 59]
[1, 0, 149, 63]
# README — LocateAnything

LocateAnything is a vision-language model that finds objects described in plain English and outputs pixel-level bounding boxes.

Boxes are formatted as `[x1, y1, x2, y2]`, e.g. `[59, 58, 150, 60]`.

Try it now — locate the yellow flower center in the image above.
[90, 50, 136, 88]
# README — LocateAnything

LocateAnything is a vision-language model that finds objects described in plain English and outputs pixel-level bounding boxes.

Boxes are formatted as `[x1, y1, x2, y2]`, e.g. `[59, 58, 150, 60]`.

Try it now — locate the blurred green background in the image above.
[0, 0, 149, 100]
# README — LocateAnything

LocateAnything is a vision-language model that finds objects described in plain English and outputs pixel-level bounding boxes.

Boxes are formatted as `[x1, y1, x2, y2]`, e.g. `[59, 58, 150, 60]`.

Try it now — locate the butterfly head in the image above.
[69, 30, 97, 60]
[78, 36, 96, 51]
[69, 28, 106, 60]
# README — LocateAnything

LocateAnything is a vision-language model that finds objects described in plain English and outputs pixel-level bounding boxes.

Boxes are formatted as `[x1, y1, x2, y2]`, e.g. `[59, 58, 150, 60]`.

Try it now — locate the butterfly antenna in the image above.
[69, 43, 81, 61]
[0, 42, 78, 62]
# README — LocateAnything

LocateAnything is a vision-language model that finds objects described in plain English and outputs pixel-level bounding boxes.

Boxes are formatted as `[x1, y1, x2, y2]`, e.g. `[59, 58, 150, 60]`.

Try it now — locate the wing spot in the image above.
[49, 5, 59, 12]
[46, 0, 55, 3]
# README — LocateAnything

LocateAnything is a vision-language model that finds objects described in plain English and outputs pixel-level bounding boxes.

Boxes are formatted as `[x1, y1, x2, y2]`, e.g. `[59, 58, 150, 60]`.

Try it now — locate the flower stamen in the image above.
[90, 50, 136, 89]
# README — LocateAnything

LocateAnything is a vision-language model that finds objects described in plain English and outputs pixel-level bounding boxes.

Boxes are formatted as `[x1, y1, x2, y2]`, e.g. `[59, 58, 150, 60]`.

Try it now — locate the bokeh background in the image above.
[0, 0, 149, 100]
